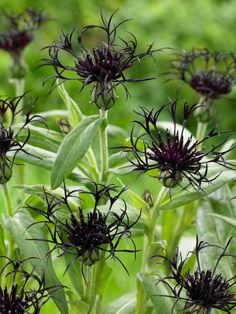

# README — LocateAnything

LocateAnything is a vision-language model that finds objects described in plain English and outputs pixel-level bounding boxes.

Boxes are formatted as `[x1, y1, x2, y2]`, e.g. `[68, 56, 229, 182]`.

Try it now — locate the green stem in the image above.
[2, 183, 14, 260]
[2, 183, 13, 217]
[99, 109, 108, 184]
[135, 186, 168, 314]
[14, 78, 26, 186]
[196, 121, 208, 144]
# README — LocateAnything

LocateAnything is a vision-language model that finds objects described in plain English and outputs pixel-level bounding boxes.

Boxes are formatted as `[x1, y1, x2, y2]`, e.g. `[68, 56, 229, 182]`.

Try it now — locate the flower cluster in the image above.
[0, 257, 54, 314]
[124, 100, 234, 191]
[0, 95, 41, 183]
[171, 49, 236, 101]
[28, 183, 139, 273]
[43, 11, 157, 109]
[156, 238, 236, 313]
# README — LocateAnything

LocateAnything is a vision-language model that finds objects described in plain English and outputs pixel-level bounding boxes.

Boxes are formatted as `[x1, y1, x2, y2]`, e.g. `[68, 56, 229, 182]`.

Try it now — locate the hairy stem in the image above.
[2, 183, 14, 260]
[99, 109, 108, 184]
[135, 186, 168, 314]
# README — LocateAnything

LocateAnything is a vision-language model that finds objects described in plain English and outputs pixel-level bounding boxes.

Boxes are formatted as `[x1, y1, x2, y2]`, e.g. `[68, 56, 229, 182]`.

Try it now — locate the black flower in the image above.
[171, 49, 236, 100]
[27, 183, 139, 273]
[156, 238, 236, 313]
[0, 95, 42, 183]
[43, 10, 158, 109]
[0, 8, 46, 55]
[123, 100, 234, 190]
[0, 8, 47, 79]
[0, 257, 55, 314]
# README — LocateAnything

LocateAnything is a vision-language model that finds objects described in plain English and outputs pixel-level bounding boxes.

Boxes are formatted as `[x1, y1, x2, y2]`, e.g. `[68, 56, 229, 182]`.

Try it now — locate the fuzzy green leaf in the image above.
[51, 116, 102, 189]
[138, 273, 176, 313]
[104, 292, 136, 314]
[57, 82, 83, 127]
[3, 210, 68, 314]
[160, 166, 236, 210]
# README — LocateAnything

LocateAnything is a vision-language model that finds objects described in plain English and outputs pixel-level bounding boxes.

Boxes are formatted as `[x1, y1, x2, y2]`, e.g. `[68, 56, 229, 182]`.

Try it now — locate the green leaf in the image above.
[18, 126, 62, 153]
[57, 82, 83, 127]
[157, 121, 195, 142]
[64, 254, 84, 297]
[197, 186, 236, 277]
[107, 124, 128, 139]
[51, 116, 103, 189]
[0, 224, 6, 260]
[37, 110, 68, 119]
[208, 213, 236, 227]
[108, 152, 128, 168]
[104, 292, 136, 314]
[3, 210, 68, 314]
[138, 273, 176, 313]
[12, 144, 85, 183]
[160, 166, 236, 210]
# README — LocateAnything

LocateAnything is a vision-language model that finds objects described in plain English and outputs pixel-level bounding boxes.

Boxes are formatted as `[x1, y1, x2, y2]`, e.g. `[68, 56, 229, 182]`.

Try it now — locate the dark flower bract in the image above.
[43, 10, 158, 109]
[156, 237, 236, 313]
[124, 100, 235, 191]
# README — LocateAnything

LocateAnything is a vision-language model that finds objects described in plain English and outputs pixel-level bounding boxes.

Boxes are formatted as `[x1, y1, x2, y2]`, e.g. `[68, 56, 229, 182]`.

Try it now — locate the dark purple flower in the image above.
[124, 100, 234, 190]
[43, 10, 158, 109]
[171, 49, 236, 100]
[0, 95, 42, 183]
[27, 182, 139, 273]
[156, 238, 236, 313]
[0, 8, 46, 55]
[0, 257, 55, 314]
[0, 8, 47, 79]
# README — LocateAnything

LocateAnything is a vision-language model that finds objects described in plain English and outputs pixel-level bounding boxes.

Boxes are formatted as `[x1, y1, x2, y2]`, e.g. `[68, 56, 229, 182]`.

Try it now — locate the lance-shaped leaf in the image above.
[3, 210, 68, 314]
[51, 116, 103, 189]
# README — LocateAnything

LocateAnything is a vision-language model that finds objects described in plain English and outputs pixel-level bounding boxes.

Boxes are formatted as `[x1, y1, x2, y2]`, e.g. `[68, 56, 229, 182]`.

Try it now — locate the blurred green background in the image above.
[1, 0, 236, 130]
[0, 0, 236, 312]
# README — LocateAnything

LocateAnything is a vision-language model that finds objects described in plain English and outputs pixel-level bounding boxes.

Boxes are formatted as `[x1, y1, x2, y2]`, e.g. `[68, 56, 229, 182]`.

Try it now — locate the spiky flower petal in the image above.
[157, 238, 236, 313]
[28, 182, 139, 273]
[124, 100, 234, 190]
[43, 10, 158, 109]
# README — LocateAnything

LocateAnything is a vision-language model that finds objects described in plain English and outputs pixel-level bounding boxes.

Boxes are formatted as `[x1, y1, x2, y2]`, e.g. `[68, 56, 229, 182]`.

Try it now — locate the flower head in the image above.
[0, 8, 47, 79]
[0, 257, 55, 314]
[43, 10, 157, 109]
[28, 182, 139, 273]
[157, 238, 236, 313]
[0, 8, 46, 55]
[124, 100, 234, 191]
[171, 49, 236, 100]
[0, 95, 42, 183]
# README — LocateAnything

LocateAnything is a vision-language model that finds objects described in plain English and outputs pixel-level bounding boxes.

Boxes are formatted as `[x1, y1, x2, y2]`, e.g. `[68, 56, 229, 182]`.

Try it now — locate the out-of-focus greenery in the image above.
[0, 1, 236, 312]
[0, 0, 236, 129]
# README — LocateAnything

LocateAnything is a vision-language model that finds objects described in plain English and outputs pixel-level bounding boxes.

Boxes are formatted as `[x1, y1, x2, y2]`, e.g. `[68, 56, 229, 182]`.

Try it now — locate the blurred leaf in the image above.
[208, 213, 236, 227]
[107, 124, 128, 138]
[3, 210, 68, 314]
[157, 121, 195, 142]
[64, 254, 84, 297]
[51, 115, 102, 189]
[0, 224, 6, 260]
[137, 273, 176, 314]
[109, 152, 128, 168]
[109, 164, 133, 175]
[161, 165, 236, 210]
[197, 186, 236, 277]
[38, 110, 68, 119]
[57, 82, 83, 127]
[104, 291, 136, 314]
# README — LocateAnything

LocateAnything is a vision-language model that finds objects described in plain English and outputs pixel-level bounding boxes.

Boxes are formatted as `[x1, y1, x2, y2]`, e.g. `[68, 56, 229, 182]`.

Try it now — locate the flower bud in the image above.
[158, 170, 182, 188]
[92, 82, 117, 110]
[0, 158, 12, 184]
